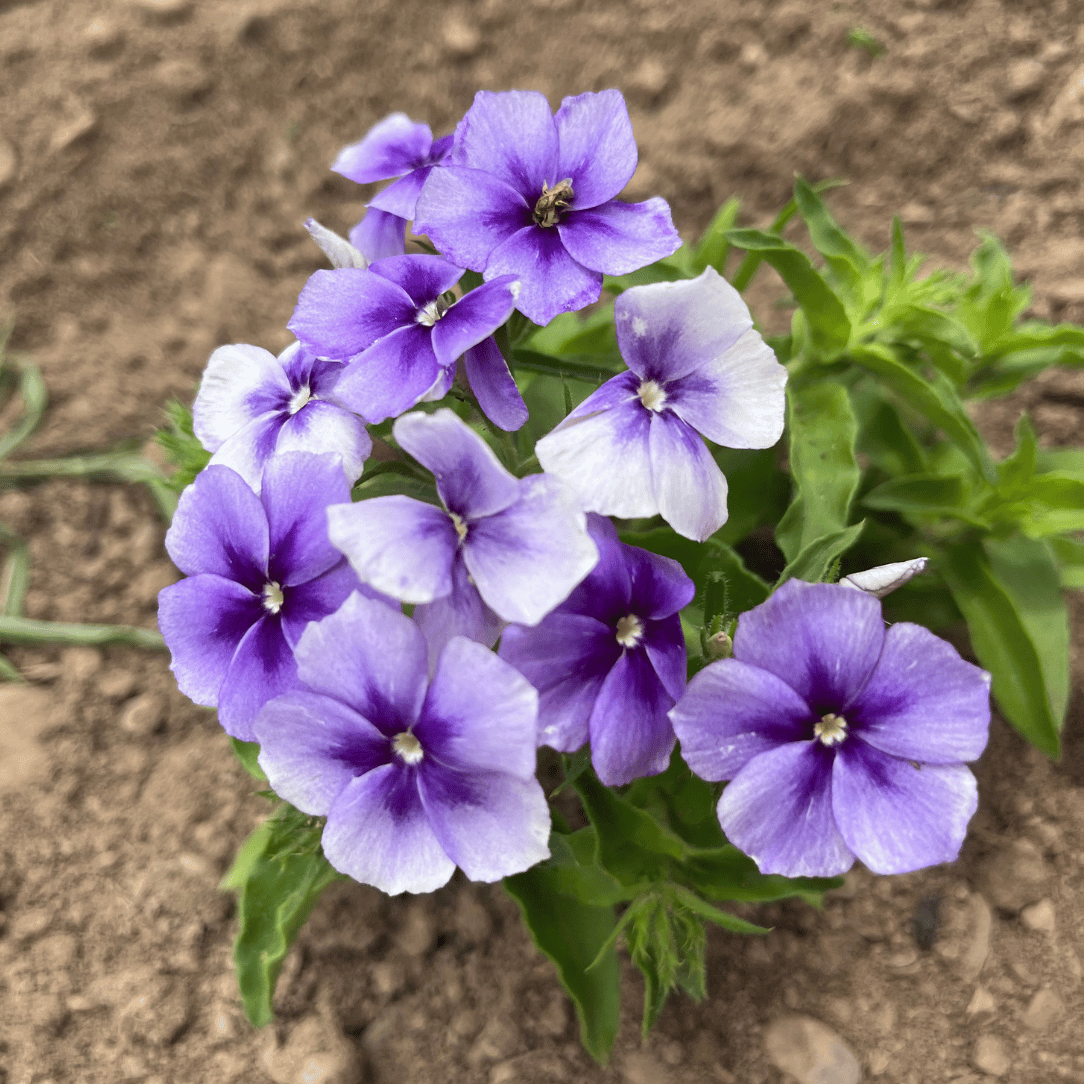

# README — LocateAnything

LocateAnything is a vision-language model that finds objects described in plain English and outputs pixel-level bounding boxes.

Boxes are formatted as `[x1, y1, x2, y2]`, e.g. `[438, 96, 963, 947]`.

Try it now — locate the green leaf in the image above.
[0, 615, 166, 650]
[681, 845, 843, 905]
[1014, 474, 1084, 537]
[603, 247, 695, 294]
[1050, 536, 1084, 589]
[0, 525, 30, 618]
[941, 542, 1060, 758]
[776, 521, 866, 587]
[229, 738, 268, 783]
[855, 396, 927, 477]
[542, 829, 633, 908]
[862, 474, 991, 529]
[504, 861, 623, 1065]
[775, 383, 860, 562]
[512, 348, 621, 385]
[793, 175, 869, 300]
[0, 354, 47, 460]
[668, 884, 769, 935]
[711, 446, 790, 545]
[692, 197, 741, 276]
[702, 545, 771, 624]
[998, 413, 1038, 490]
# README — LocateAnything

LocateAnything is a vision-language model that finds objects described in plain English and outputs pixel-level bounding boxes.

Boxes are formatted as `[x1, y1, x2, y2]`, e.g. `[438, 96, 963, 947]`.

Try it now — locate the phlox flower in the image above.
[288, 254, 525, 427]
[254, 593, 550, 894]
[500, 514, 694, 786]
[327, 409, 599, 663]
[535, 267, 787, 542]
[158, 453, 379, 741]
[670, 580, 991, 878]
[193, 341, 370, 491]
[414, 89, 680, 326]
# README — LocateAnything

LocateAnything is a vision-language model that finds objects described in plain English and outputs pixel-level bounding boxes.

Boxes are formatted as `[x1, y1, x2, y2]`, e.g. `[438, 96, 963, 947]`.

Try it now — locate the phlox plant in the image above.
[143, 88, 1084, 1064]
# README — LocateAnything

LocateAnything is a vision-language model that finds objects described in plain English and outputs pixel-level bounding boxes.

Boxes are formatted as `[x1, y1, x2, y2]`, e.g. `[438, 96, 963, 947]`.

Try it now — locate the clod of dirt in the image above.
[260, 1013, 365, 1084]
[1019, 897, 1057, 934]
[1022, 987, 1065, 1032]
[118, 691, 165, 736]
[977, 839, 1051, 913]
[957, 893, 993, 982]
[0, 685, 56, 793]
[762, 1014, 860, 1084]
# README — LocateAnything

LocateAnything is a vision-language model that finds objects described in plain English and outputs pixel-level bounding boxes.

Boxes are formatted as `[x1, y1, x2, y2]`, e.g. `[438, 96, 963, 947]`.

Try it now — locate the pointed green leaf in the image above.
[862, 474, 991, 529]
[692, 197, 741, 276]
[229, 738, 268, 782]
[682, 845, 843, 905]
[793, 175, 869, 299]
[1050, 536, 1084, 589]
[776, 521, 866, 587]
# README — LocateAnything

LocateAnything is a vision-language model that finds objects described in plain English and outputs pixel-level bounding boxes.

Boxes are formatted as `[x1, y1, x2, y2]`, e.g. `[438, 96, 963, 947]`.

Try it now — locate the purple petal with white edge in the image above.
[418, 761, 550, 882]
[275, 400, 371, 485]
[589, 646, 676, 786]
[165, 466, 268, 588]
[431, 275, 519, 369]
[734, 581, 885, 716]
[348, 208, 407, 263]
[279, 560, 366, 650]
[261, 452, 352, 586]
[625, 543, 696, 621]
[648, 410, 729, 542]
[331, 324, 442, 424]
[485, 225, 602, 326]
[413, 558, 502, 671]
[418, 363, 455, 404]
[832, 741, 978, 874]
[157, 575, 262, 706]
[462, 336, 529, 431]
[670, 658, 815, 781]
[292, 593, 428, 734]
[206, 413, 285, 492]
[557, 513, 633, 624]
[415, 636, 538, 778]
[368, 254, 463, 308]
[534, 375, 657, 519]
[327, 496, 457, 604]
[848, 622, 991, 764]
[217, 615, 299, 742]
[718, 742, 855, 877]
[464, 474, 599, 626]
[323, 765, 455, 894]
[553, 90, 638, 209]
[414, 166, 530, 273]
[642, 613, 687, 704]
[288, 268, 414, 360]
[332, 114, 434, 185]
[499, 612, 619, 753]
[558, 198, 680, 277]
[369, 169, 435, 219]
[305, 218, 368, 270]
[452, 89, 558, 196]
[614, 267, 754, 384]
[667, 328, 786, 450]
[193, 343, 292, 452]
[254, 691, 390, 815]
[392, 409, 520, 519]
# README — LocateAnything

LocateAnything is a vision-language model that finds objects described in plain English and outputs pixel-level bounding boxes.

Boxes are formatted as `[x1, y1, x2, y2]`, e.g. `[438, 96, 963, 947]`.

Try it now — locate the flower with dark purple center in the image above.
[500, 514, 694, 786]
[669, 580, 992, 878]
[414, 89, 681, 326]
[254, 593, 550, 894]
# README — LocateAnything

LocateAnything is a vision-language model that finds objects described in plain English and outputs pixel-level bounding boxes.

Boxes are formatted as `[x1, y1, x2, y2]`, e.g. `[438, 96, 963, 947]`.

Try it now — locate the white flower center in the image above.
[449, 511, 469, 543]
[262, 581, 284, 614]
[393, 730, 424, 765]
[416, 297, 449, 327]
[287, 384, 312, 415]
[615, 613, 645, 648]
[814, 712, 848, 746]
[637, 380, 667, 412]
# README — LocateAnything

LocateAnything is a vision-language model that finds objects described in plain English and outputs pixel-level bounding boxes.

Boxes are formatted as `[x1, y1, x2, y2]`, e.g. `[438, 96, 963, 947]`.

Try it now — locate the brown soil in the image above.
[1, 1, 1083, 1082]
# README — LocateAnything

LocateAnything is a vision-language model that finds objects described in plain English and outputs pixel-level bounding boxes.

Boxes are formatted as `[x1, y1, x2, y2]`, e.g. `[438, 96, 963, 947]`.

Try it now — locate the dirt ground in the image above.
[1, 0, 1084, 1082]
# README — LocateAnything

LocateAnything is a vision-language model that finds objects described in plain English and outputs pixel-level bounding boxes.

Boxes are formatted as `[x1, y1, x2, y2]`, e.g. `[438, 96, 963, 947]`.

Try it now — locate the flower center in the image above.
[416, 295, 452, 327]
[615, 613, 645, 648]
[533, 178, 574, 228]
[393, 730, 424, 765]
[449, 511, 469, 544]
[637, 380, 667, 412]
[814, 712, 848, 746]
[262, 581, 284, 614]
[287, 384, 312, 415]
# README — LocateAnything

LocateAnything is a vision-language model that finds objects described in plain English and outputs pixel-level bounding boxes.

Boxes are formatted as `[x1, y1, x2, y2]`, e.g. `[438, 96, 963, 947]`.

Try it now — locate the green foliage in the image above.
[845, 26, 885, 57]
[156, 399, 211, 495]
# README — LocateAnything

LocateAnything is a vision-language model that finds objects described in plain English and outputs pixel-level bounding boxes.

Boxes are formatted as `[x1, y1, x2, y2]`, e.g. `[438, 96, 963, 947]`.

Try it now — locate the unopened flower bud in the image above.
[840, 557, 928, 599]
[704, 629, 732, 661]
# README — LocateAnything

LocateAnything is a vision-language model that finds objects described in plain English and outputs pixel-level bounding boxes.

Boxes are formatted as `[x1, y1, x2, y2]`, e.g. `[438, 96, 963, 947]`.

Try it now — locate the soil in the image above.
[1, 1, 1083, 1082]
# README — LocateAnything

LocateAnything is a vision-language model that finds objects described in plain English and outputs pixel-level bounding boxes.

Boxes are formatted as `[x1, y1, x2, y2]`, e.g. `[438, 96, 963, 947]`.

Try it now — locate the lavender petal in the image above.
[348, 208, 407, 262]
[193, 343, 291, 452]
[369, 169, 434, 219]
[558, 198, 680, 276]
[275, 400, 372, 485]
[205, 413, 286, 493]
[217, 614, 300, 742]
[642, 613, 687, 704]
[462, 336, 529, 432]
[305, 218, 368, 270]
[413, 558, 503, 670]
[625, 543, 696, 621]
[556, 513, 633, 623]
[431, 275, 520, 369]
[648, 410, 729, 541]
[279, 560, 367, 650]
[553, 89, 638, 209]
[368, 254, 463, 309]
[332, 114, 434, 184]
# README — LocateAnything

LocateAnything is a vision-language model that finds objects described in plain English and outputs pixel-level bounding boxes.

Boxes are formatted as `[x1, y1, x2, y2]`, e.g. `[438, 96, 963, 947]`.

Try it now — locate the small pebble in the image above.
[1022, 988, 1064, 1032]
[763, 1014, 860, 1084]
[127, 0, 193, 21]
[979, 840, 1049, 913]
[442, 15, 482, 58]
[49, 104, 98, 154]
[0, 137, 17, 190]
[261, 1012, 364, 1084]
[99, 669, 137, 700]
[1020, 898, 1056, 934]
[1003, 59, 1045, 101]
[966, 986, 996, 1016]
[622, 1050, 671, 1084]
[972, 1035, 1011, 1077]
[119, 692, 164, 736]
[868, 1050, 890, 1076]
[84, 19, 125, 58]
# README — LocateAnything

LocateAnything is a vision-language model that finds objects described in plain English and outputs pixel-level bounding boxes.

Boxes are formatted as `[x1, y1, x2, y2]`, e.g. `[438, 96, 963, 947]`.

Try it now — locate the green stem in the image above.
[0, 615, 166, 650]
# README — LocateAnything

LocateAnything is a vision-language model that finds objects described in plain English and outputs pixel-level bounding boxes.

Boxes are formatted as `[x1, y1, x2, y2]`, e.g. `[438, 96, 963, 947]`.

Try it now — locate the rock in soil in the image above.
[763, 1014, 860, 1084]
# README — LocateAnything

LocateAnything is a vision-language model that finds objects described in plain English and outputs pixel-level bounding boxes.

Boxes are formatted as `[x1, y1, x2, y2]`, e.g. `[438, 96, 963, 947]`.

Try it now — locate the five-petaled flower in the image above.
[670, 580, 991, 878]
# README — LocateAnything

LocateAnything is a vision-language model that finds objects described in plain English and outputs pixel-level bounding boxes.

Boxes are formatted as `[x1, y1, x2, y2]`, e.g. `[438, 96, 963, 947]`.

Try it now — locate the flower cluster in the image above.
[159, 88, 990, 897]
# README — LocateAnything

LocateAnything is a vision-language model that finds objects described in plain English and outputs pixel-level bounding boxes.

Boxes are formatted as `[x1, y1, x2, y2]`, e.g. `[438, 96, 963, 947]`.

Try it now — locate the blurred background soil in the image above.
[1, 1, 1083, 1082]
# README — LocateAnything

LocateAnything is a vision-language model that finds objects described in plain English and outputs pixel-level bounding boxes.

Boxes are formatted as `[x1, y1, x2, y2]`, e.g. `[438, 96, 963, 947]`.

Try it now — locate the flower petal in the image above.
[642, 613, 687, 703]
[413, 558, 503, 669]
[193, 343, 291, 452]
[254, 691, 389, 815]
[392, 409, 520, 519]
[463, 474, 599, 626]
[556, 512, 633, 623]
[431, 275, 520, 369]
[348, 207, 407, 262]
[670, 659, 815, 781]
[558, 198, 679, 276]
[589, 646, 676, 786]
[625, 543, 696, 621]
[165, 465, 268, 588]
[327, 495, 457, 604]
[832, 742, 978, 874]
[279, 560, 365, 649]
[205, 413, 286, 493]
[368, 169, 434, 219]
[648, 410, 729, 542]
[323, 764, 455, 894]
[733, 580, 886, 715]
[368, 254, 463, 308]
[553, 89, 638, 209]
[332, 114, 434, 184]
[849, 622, 991, 764]
[462, 336, 529, 432]
[217, 615, 299, 742]
[157, 574, 262, 707]
[305, 218, 368, 270]
[275, 400, 372, 485]
[418, 762, 550, 882]
[716, 742, 855, 878]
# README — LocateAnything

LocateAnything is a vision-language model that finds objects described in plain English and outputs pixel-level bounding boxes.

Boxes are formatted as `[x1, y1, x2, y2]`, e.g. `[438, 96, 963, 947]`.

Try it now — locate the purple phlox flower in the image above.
[414, 89, 681, 326]
[500, 514, 694, 786]
[254, 592, 550, 894]
[288, 254, 521, 425]
[192, 341, 371, 491]
[669, 580, 991, 878]
[305, 208, 408, 270]
[327, 409, 599, 664]
[535, 267, 787, 542]
[332, 112, 453, 220]
[840, 557, 928, 599]
[158, 453, 387, 742]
